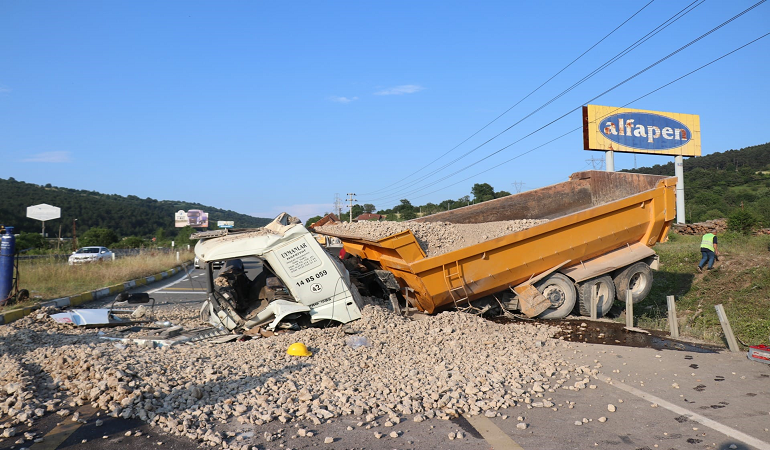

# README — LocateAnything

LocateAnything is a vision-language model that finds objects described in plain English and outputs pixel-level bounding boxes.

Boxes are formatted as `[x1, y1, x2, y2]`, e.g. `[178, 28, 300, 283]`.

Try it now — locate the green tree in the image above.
[401, 210, 416, 220]
[394, 199, 414, 214]
[363, 204, 376, 214]
[305, 215, 323, 228]
[80, 227, 119, 247]
[471, 183, 495, 203]
[495, 190, 511, 198]
[175, 226, 197, 247]
[155, 227, 166, 242]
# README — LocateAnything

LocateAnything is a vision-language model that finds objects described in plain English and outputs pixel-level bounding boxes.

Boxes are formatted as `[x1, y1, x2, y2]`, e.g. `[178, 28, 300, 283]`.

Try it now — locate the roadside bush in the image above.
[81, 227, 119, 247]
[15, 231, 47, 251]
[113, 236, 146, 248]
[727, 210, 758, 234]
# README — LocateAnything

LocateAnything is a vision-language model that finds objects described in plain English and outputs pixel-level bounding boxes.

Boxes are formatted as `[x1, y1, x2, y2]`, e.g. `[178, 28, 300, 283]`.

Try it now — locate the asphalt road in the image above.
[7, 266, 770, 450]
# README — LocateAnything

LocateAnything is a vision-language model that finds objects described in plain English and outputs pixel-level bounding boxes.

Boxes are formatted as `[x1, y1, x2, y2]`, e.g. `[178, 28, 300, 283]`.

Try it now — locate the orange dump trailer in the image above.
[317, 171, 677, 319]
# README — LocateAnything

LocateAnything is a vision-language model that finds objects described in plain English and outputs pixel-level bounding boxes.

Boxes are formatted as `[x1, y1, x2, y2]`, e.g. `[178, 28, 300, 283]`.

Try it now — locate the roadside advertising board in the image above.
[583, 105, 701, 156]
[217, 221, 234, 228]
[27, 204, 61, 221]
[174, 209, 209, 228]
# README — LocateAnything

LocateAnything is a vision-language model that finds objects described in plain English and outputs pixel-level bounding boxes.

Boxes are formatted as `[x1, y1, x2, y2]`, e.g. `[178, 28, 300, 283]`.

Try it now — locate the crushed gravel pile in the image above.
[316, 219, 549, 257]
[0, 301, 594, 449]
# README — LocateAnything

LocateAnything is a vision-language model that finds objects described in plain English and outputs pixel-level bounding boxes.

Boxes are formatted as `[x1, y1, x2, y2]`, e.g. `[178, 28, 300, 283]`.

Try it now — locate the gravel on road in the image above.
[0, 298, 595, 449]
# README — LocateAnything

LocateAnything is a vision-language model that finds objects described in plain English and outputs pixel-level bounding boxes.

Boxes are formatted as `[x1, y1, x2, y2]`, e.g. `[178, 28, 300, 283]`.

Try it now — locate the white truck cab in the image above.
[192, 213, 364, 332]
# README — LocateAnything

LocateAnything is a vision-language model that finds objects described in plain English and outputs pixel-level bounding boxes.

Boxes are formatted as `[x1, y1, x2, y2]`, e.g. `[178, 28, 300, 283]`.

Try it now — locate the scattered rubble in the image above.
[316, 219, 548, 257]
[0, 299, 594, 448]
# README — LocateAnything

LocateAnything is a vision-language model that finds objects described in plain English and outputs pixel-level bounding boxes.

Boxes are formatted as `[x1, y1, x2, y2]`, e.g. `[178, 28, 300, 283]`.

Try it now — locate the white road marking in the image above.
[598, 374, 770, 450]
[148, 273, 195, 294]
[463, 413, 525, 450]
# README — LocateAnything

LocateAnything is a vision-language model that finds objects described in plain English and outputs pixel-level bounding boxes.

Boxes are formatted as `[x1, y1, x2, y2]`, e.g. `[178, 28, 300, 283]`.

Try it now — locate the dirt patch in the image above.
[316, 219, 548, 257]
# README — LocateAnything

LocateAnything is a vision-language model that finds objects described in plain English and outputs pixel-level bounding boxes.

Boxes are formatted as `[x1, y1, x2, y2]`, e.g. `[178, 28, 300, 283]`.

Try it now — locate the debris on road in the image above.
[0, 300, 593, 448]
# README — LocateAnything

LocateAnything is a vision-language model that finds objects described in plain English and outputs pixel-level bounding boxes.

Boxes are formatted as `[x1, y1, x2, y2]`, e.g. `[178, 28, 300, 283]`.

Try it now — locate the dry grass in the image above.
[4, 250, 194, 311]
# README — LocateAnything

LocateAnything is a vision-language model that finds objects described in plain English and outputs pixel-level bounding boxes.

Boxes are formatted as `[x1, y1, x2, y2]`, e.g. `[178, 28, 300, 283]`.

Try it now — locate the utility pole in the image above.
[511, 181, 525, 193]
[347, 193, 356, 223]
[72, 219, 78, 251]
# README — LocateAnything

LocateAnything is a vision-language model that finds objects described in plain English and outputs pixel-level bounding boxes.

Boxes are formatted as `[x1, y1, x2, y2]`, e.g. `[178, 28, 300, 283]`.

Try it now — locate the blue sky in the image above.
[1, 1, 768, 223]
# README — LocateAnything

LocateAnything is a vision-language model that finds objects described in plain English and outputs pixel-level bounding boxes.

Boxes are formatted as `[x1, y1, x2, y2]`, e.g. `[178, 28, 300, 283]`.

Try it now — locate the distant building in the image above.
[354, 213, 385, 222]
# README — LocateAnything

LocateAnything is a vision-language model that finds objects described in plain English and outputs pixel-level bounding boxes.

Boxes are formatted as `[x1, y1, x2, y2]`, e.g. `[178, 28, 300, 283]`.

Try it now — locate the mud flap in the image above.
[513, 283, 550, 318]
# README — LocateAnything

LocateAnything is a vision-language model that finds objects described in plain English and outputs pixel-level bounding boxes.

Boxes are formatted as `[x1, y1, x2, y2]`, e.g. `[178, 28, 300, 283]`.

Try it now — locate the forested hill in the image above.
[623, 142, 770, 175]
[0, 178, 271, 238]
[623, 142, 770, 226]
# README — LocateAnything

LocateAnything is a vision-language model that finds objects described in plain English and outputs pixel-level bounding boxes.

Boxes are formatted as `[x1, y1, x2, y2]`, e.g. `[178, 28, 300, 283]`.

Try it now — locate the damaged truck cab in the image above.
[192, 213, 364, 333]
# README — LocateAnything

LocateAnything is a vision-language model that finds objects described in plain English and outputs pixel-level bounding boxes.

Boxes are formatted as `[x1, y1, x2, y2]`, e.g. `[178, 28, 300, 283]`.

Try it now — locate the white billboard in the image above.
[27, 204, 61, 221]
[217, 221, 234, 228]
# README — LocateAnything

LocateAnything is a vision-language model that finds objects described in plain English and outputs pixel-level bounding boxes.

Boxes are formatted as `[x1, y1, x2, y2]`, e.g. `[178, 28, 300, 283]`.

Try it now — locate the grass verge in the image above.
[629, 232, 770, 348]
[2, 250, 194, 312]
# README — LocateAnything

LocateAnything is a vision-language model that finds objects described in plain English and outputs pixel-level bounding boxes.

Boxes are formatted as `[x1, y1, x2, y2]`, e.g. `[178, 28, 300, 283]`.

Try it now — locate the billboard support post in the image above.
[26, 204, 61, 239]
[583, 105, 700, 225]
[605, 150, 615, 172]
[675, 155, 686, 224]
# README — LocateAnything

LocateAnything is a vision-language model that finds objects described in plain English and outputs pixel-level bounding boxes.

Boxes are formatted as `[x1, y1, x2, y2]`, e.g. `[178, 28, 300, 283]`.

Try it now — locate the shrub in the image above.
[727, 210, 758, 234]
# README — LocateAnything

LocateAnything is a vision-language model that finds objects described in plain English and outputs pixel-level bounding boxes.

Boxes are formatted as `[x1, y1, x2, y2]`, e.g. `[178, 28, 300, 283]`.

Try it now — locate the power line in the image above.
[360, 0, 656, 197]
[363, 0, 705, 201]
[399, 30, 770, 203]
[361, 2, 767, 205]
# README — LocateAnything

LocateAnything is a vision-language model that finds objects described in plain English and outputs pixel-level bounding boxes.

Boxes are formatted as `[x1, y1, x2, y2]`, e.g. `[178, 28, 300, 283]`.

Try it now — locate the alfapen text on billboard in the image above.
[583, 105, 701, 156]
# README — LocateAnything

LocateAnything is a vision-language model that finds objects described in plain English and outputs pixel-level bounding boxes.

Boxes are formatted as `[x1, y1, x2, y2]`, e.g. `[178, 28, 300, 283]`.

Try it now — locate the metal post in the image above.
[714, 304, 740, 352]
[675, 155, 685, 224]
[590, 294, 599, 320]
[625, 289, 633, 328]
[666, 295, 679, 338]
[605, 150, 615, 172]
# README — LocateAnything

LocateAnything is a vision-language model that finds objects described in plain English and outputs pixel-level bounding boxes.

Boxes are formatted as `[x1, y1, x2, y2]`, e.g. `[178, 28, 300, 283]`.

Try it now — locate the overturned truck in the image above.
[194, 170, 676, 332]
[315, 170, 677, 320]
[192, 214, 366, 332]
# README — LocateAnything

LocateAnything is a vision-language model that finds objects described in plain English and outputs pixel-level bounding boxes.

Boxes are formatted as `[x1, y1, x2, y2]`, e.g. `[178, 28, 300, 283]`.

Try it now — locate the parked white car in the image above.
[68, 246, 114, 265]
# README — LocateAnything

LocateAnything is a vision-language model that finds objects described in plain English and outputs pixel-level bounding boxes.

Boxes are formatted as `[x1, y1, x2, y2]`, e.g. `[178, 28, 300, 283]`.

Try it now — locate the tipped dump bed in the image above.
[319, 171, 677, 313]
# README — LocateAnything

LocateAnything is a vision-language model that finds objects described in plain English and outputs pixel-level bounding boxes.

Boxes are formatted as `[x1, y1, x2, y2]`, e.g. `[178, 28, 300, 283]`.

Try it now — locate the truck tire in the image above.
[576, 275, 615, 317]
[613, 262, 653, 304]
[535, 273, 577, 319]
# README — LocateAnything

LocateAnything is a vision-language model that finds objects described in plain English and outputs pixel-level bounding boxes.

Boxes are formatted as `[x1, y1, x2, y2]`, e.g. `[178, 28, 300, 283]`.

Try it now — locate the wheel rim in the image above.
[542, 285, 566, 308]
[629, 272, 647, 295]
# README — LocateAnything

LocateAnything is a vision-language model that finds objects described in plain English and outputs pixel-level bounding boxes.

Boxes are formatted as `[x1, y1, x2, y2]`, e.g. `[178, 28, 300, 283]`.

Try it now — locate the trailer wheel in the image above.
[613, 262, 653, 304]
[576, 276, 615, 317]
[535, 273, 577, 319]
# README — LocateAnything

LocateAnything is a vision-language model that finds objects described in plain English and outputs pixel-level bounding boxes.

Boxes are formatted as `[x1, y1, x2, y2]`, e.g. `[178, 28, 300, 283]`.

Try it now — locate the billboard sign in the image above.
[583, 105, 701, 156]
[174, 209, 209, 228]
[27, 204, 61, 221]
[217, 221, 234, 229]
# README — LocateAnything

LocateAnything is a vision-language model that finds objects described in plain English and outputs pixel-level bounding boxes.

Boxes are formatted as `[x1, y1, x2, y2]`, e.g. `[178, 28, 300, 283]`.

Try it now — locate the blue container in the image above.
[0, 226, 15, 300]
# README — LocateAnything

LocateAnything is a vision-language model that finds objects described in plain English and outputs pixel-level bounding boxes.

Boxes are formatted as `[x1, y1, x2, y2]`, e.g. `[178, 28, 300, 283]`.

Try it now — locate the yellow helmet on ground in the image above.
[287, 342, 312, 357]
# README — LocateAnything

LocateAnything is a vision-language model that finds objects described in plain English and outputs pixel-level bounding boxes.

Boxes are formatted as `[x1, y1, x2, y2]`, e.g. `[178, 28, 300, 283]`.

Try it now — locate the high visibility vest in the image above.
[701, 233, 715, 251]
